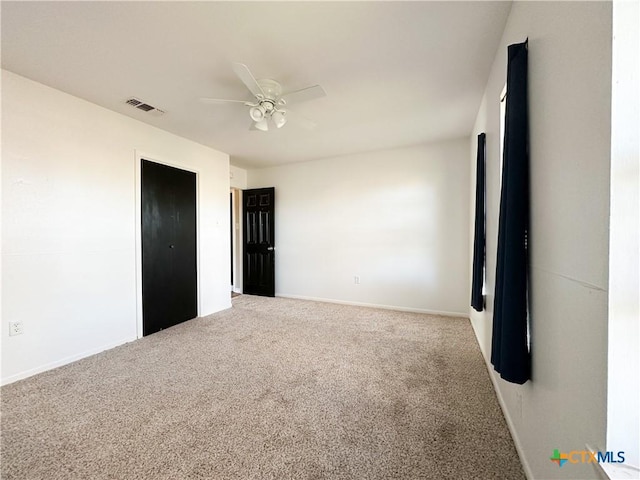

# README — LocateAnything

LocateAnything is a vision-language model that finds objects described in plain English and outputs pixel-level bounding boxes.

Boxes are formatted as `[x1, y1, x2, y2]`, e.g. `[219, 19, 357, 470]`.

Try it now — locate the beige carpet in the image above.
[1, 296, 525, 479]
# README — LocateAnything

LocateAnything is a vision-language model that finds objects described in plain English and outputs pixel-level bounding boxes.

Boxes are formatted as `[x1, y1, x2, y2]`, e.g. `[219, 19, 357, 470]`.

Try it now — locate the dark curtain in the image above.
[471, 133, 486, 311]
[491, 40, 530, 385]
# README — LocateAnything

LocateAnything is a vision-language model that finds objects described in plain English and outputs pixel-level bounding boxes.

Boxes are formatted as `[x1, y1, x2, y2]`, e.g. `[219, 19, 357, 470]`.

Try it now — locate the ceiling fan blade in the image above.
[200, 97, 249, 105]
[280, 85, 326, 106]
[232, 62, 265, 99]
[285, 109, 318, 130]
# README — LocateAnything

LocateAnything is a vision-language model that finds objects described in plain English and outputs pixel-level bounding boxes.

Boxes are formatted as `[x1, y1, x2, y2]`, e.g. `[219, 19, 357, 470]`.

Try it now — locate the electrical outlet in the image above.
[9, 321, 24, 336]
[354, 276, 360, 285]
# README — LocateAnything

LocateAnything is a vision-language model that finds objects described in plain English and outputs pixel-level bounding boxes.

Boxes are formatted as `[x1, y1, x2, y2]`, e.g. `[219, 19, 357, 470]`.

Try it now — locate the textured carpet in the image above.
[1, 296, 525, 479]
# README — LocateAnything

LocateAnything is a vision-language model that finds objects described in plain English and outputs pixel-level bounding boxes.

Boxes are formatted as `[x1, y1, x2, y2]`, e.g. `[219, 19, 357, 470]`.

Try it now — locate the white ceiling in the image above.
[1, 1, 511, 168]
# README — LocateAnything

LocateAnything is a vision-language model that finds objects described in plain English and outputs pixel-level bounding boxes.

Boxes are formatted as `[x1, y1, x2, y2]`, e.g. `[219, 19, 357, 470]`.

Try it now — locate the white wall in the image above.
[248, 140, 470, 316]
[1, 70, 231, 385]
[469, 3, 612, 479]
[230, 165, 248, 190]
[607, 0, 640, 470]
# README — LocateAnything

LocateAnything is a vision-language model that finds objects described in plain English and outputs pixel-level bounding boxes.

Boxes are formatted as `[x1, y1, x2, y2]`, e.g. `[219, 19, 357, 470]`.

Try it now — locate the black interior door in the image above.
[142, 159, 197, 336]
[243, 187, 275, 297]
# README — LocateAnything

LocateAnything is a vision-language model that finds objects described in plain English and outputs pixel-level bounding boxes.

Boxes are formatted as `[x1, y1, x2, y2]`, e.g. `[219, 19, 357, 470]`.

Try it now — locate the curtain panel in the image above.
[491, 40, 531, 385]
[471, 133, 486, 312]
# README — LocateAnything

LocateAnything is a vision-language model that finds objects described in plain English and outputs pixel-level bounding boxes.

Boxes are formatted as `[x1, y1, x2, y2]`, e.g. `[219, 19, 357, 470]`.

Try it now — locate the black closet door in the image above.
[142, 160, 197, 336]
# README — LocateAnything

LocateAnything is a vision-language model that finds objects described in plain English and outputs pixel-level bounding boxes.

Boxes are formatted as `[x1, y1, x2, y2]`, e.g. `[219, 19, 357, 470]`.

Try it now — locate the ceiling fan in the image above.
[201, 63, 326, 132]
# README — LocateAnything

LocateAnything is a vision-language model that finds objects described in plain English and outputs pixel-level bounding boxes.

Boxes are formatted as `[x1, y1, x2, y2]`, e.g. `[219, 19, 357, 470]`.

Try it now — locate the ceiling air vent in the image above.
[125, 97, 165, 116]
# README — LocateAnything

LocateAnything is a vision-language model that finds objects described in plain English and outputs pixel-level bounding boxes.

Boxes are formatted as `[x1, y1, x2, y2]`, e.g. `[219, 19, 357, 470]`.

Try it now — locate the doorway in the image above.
[141, 159, 198, 336]
[230, 188, 242, 295]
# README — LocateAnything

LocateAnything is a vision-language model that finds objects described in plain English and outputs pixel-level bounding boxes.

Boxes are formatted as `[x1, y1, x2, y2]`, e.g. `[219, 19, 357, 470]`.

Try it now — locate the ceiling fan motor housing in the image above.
[251, 79, 286, 129]
[257, 79, 282, 100]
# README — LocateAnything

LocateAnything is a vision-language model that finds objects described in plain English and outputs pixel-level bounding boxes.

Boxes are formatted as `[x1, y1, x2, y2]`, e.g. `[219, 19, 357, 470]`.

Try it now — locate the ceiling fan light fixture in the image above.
[249, 105, 266, 122]
[254, 118, 269, 131]
[272, 110, 287, 129]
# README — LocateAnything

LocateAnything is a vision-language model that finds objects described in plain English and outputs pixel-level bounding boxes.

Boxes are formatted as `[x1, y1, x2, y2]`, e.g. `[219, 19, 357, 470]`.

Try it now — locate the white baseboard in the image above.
[275, 293, 468, 318]
[472, 331, 535, 480]
[1, 336, 134, 386]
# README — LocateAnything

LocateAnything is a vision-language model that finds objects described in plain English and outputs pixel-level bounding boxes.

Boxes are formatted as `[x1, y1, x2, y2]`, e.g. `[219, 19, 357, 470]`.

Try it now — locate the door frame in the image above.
[230, 188, 243, 294]
[134, 151, 201, 339]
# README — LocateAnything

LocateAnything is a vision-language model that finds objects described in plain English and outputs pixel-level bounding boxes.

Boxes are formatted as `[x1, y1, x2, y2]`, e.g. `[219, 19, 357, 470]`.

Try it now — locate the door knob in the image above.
[267, 246, 275, 251]
[169, 245, 175, 249]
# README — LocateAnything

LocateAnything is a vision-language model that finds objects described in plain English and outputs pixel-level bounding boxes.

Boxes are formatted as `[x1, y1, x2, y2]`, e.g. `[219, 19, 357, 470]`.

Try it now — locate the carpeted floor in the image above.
[1, 296, 525, 479]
